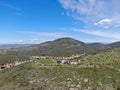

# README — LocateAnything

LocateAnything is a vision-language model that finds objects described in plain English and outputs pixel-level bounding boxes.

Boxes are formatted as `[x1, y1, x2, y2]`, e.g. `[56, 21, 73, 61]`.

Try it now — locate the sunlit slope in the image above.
[0, 62, 120, 90]
[0, 37, 110, 57]
[84, 48, 120, 66]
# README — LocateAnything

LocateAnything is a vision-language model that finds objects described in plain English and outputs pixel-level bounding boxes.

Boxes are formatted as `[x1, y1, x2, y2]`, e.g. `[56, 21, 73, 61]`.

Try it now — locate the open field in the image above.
[36, 59, 56, 65]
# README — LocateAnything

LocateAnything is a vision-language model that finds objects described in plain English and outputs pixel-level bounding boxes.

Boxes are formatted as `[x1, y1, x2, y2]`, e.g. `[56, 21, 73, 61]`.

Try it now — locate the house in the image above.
[61, 59, 68, 64]
[70, 61, 78, 65]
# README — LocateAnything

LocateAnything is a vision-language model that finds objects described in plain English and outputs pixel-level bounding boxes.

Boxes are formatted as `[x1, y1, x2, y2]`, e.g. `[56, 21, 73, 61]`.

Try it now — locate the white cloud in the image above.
[37, 32, 67, 37]
[19, 31, 69, 38]
[31, 39, 39, 42]
[0, 1, 23, 17]
[15, 31, 81, 44]
[16, 13, 24, 16]
[59, 0, 120, 42]
[94, 18, 112, 25]
[0, 1, 22, 10]
[1, 40, 25, 44]
[16, 40, 24, 43]
[59, 0, 120, 24]
[12, 40, 30, 44]
[73, 28, 120, 40]
[11, 39, 41, 44]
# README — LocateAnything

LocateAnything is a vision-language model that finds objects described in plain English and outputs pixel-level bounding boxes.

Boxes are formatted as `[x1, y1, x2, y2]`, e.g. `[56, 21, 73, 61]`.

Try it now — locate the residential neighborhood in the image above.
[0, 54, 83, 70]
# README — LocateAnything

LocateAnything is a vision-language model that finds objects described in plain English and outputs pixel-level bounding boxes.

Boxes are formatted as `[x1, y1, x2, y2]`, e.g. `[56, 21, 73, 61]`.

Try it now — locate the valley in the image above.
[0, 38, 120, 90]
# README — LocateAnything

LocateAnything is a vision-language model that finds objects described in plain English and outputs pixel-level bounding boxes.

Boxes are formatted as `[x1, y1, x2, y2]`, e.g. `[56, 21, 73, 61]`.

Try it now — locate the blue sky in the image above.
[0, 0, 120, 44]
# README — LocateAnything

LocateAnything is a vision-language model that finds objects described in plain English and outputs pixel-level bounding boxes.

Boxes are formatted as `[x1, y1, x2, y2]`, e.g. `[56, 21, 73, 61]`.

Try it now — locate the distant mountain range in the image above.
[107, 41, 120, 48]
[0, 44, 34, 49]
[0, 37, 119, 56]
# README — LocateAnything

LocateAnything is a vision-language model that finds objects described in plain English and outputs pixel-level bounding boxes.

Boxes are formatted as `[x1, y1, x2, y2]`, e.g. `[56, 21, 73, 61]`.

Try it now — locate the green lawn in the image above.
[36, 59, 56, 65]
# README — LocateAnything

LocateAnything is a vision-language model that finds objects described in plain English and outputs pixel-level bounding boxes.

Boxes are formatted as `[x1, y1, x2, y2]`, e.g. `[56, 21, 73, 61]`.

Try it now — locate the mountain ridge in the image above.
[0, 37, 119, 57]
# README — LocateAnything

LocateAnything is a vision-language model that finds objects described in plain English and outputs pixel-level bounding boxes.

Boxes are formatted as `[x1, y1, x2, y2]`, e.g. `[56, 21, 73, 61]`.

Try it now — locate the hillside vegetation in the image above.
[0, 38, 120, 90]
[0, 54, 29, 65]
[0, 37, 120, 65]
[84, 48, 120, 66]
[0, 62, 120, 90]
[0, 38, 112, 57]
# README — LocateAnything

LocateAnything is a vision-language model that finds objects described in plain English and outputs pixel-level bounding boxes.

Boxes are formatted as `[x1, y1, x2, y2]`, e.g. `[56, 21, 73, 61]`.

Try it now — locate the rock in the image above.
[67, 78, 72, 81]
[70, 84, 75, 87]
[76, 84, 81, 88]
[79, 82, 81, 84]
[84, 78, 88, 83]
[88, 87, 92, 90]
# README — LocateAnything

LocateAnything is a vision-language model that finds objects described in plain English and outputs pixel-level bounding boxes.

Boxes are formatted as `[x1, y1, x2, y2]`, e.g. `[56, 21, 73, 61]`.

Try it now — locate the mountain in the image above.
[1, 48, 120, 90]
[0, 37, 111, 56]
[88, 43, 111, 52]
[3, 37, 87, 56]
[1, 38, 120, 90]
[0, 37, 120, 62]
[0, 37, 113, 64]
[108, 41, 120, 48]
[0, 44, 33, 49]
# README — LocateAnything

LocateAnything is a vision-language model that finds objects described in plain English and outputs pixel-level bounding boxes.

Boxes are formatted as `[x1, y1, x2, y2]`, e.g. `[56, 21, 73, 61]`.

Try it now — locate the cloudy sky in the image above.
[0, 0, 120, 44]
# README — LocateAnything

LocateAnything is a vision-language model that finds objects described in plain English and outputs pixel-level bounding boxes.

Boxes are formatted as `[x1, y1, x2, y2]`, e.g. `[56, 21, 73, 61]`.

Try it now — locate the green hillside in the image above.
[0, 38, 110, 57]
[0, 37, 120, 65]
[0, 39, 120, 89]
[0, 62, 120, 90]
[84, 48, 120, 66]
[0, 54, 28, 65]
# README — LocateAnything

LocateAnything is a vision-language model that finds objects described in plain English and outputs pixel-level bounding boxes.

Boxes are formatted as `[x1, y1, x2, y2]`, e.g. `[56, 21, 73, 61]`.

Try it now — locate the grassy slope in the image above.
[0, 38, 110, 58]
[0, 38, 113, 65]
[0, 41, 120, 90]
[0, 54, 29, 65]
[0, 62, 120, 90]
[83, 48, 120, 66]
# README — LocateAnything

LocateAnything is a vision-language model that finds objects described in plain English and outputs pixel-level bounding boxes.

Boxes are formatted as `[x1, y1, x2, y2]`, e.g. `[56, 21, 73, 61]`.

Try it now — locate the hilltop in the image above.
[0, 37, 113, 56]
